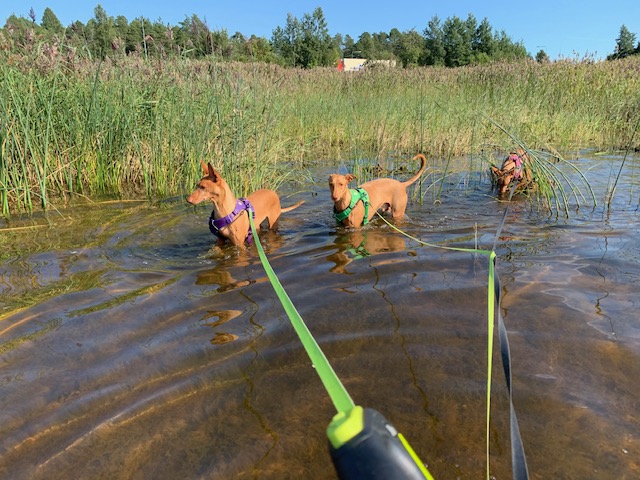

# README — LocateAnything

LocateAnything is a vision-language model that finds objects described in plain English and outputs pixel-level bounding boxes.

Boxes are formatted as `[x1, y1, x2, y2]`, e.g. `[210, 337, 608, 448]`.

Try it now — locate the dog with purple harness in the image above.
[209, 198, 255, 243]
[187, 161, 304, 248]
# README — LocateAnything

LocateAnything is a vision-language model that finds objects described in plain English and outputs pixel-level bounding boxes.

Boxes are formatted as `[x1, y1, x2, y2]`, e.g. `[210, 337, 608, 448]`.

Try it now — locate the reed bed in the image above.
[1, 52, 639, 217]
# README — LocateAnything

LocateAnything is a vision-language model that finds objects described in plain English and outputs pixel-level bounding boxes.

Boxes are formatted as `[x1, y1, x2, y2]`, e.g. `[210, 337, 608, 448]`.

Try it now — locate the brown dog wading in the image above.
[187, 161, 304, 247]
[490, 148, 534, 195]
[329, 154, 427, 228]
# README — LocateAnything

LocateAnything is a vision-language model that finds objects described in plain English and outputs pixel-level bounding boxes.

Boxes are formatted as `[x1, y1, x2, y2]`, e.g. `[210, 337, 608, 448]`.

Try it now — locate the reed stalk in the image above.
[1, 52, 639, 217]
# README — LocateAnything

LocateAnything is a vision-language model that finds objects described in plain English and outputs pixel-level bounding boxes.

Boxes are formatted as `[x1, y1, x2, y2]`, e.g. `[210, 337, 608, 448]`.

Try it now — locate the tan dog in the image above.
[490, 149, 533, 195]
[187, 161, 304, 247]
[329, 154, 427, 228]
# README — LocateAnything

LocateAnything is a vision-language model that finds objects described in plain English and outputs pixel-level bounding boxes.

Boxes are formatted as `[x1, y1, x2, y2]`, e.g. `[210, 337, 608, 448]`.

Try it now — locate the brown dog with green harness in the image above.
[329, 154, 427, 228]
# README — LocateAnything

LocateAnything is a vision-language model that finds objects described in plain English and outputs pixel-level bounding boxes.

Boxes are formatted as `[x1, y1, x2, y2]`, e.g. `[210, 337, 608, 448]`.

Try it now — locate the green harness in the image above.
[333, 187, 370, 225]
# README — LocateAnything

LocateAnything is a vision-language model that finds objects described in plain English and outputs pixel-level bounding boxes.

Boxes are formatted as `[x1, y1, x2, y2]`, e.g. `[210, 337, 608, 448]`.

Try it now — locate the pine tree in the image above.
[535, 49, 550, 63]
[395, 29, 423, 67]
[423, 16, 446, 66]
[90, 5, 116, 59]
[608, 25, 636, 59]
[41, 7, 64, 35]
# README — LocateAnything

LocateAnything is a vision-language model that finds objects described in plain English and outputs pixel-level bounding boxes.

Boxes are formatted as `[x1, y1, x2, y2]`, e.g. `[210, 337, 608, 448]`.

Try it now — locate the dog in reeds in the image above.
[490, 149, 534, 195]
[187, 161, 304, 247]
[328, 154, 427, 228]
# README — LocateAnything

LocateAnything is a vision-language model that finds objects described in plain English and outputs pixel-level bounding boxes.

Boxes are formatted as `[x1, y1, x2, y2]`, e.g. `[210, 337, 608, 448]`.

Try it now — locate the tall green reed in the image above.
[1, 57, 299, 217]
[1, 67, 64, 214]
[1, 53, 639, 217]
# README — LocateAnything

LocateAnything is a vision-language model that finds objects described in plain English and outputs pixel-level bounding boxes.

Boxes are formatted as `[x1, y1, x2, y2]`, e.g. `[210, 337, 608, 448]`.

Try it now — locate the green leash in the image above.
[375, 195, 529, 480]
[248, 215, 434, 480]
[248, 217, 354, 414]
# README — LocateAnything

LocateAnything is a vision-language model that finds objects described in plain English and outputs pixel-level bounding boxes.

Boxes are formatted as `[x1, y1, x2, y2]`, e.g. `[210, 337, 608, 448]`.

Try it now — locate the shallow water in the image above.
[1, 153, 639, 479]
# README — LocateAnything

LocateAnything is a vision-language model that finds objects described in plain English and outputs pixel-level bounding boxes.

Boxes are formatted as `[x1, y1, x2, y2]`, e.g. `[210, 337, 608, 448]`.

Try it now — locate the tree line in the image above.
[0, 5, 529, 67]
[1, 5, 636, 68]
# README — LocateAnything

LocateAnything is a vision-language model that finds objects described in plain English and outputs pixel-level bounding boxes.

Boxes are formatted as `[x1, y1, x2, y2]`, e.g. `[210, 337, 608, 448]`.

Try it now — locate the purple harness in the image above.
[209, 198, 255, 243]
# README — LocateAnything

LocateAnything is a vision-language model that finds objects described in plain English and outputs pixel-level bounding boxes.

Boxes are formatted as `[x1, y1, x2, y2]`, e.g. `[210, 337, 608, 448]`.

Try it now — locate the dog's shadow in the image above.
[327, 228, 407, 274]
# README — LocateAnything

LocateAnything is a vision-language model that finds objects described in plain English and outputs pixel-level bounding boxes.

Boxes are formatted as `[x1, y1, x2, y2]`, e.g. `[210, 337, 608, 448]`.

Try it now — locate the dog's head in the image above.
[491, 149, 527, 194]
[328, 173, 356, 202]
[187, 161, 227, 205]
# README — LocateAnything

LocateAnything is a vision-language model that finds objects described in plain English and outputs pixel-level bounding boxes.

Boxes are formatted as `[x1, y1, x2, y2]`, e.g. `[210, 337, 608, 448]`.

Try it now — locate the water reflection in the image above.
[326, 226, 407, 274]
[196, 265, 253, 292]
[1, 154, 639, 479]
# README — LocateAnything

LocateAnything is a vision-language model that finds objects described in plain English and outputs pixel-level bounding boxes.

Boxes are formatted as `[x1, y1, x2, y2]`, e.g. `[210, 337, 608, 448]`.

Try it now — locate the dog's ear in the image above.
[490, 166, 501, 176]
[200, 160, 208, 175]
[345, 174, 356, 183]
[206, 162, 220, 181]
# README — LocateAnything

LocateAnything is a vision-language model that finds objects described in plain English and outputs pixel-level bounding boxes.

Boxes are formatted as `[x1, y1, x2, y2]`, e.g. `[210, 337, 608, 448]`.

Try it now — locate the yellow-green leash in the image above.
[249, 214, 435, 480]
[249, 216, 354, 414]
[376, 213, 497, 477]
[375, 194, 529, 480]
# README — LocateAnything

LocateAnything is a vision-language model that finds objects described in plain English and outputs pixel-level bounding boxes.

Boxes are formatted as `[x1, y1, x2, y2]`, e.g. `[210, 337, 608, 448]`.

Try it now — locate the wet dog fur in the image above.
[490, 149, 534, 195]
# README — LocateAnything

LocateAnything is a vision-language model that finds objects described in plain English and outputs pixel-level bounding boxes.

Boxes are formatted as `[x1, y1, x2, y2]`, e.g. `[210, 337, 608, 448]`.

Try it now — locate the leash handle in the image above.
[328, 406, 434, 480]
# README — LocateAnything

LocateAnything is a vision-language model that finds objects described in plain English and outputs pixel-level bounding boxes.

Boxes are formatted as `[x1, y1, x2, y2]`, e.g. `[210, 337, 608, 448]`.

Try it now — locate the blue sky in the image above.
[2, 1, 639, 60]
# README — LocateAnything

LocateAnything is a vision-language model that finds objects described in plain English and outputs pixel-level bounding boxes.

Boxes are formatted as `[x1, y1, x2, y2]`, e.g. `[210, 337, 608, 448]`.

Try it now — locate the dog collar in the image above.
[209, 198, 255, 243]
[333, 187, 370, 225]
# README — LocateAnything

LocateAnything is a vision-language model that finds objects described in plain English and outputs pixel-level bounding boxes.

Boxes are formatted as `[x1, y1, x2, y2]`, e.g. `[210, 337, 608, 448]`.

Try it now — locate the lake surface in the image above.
[1, 152, 639, 479]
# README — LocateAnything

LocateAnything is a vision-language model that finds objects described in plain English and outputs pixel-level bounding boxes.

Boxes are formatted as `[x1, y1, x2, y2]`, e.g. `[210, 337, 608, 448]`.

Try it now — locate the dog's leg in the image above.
[390, 190, 409, 218]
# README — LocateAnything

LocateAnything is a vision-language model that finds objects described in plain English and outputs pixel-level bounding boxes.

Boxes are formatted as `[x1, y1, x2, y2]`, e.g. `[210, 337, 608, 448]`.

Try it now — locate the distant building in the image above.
[337, 58, 396, 71]
[366, 59, 397, 68]
[337, 58, 366, 71]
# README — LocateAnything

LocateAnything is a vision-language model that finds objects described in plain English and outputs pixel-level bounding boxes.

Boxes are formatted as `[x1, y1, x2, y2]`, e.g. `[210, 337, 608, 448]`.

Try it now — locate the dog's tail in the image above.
[281, 200, 305, 213]
[401, 153, 427, 187]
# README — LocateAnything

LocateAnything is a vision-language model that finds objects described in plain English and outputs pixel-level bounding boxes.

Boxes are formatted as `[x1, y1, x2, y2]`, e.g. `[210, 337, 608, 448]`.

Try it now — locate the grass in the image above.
[1, 51, 640, 217]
